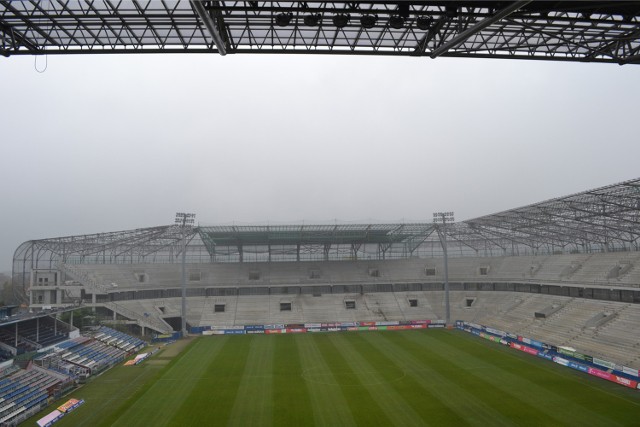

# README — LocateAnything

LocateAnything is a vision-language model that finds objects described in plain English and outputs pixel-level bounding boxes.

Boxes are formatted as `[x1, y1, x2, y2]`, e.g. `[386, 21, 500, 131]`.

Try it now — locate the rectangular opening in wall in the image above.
[368, 268, 380, 277]
[309, 269, 321, 279]
[280, 302, 292, 311]
[345, 300, 356, 310]
[479, 267, 488, 276]
[137, 274, 146, 283]
[157, 306, 165, 314]
[249, 271, 260, 280]
[465, 298, 475, 308]
[425, 268, 436, 276]
[409, 299, 418, 307]
[214, 304, 225, 313]
[189, 271, 201, 282]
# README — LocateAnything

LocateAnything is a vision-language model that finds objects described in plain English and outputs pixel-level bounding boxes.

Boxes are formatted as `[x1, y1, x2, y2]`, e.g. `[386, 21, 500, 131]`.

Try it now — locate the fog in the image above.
[1, 53, 639, 272]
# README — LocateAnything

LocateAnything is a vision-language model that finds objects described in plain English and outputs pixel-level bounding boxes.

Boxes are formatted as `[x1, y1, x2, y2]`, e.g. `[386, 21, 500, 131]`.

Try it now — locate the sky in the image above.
[1, 53, 639, 272]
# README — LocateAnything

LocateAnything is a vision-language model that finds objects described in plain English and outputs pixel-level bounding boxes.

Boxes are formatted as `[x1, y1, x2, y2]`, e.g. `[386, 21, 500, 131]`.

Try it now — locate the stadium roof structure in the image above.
[13, 176, 640, 267]
[2, 1, 640, 64]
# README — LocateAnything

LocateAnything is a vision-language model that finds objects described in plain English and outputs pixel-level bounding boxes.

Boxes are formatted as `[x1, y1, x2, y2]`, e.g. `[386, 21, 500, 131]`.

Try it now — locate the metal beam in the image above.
[190, 0, 227, 56]
[430, 1, 532, 59]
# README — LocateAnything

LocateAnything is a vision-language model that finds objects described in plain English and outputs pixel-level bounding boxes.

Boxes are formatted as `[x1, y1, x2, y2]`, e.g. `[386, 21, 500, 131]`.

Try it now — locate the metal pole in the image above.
[443, 224, 450, 326]
[434, 211, 454, 327]
[181, 230, 187, 337]
[176, 212, 195, 338]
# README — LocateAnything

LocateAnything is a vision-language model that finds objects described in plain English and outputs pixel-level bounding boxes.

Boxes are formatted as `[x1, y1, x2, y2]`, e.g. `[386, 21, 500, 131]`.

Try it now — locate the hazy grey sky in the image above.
[1, 53, 639, 272]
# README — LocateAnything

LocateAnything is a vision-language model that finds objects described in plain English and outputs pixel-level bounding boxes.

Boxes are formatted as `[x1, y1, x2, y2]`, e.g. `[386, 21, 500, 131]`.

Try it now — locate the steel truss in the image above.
[1, 1, 640, 64]
[11, 177, 640, 300]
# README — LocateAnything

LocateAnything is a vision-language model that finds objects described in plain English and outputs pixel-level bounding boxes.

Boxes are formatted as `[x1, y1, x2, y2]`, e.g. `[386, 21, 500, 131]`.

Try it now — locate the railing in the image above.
[103, 302, 172, 334]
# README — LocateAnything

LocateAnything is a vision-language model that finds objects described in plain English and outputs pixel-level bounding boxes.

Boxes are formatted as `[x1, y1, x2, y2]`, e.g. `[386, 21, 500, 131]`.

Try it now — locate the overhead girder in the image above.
[1, 1, 639, 63]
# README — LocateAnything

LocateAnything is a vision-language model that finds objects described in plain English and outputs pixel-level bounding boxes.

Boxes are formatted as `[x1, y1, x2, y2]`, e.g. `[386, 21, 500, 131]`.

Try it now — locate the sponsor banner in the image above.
[499, 339, 509, 345]
[428, 324, 445, 328]
[553, 356, 569, 367]
[206, 330, 224, 335]
[304, 323, 322, 329]
[57, 399, 84, 414]
[224, 330, 245, 335]
[410, 324, 426, 329]
[285, 324, 305, 329]
[623, 366, 640, 378]
[529, 339, 544, 349]
[538, 352, 554, 361]
[341, 322, 358, 327]
[265, 329, 285, 334]
[588, 367, 613, 380]
[613, 375, 639, 389]
[375, 321, 400, 326]
[212, 325, 244, 330]
[572, 352, 588, 362]
[521, 337, 532, 345]
[307, 328, 323, 333]
[377, 326, 388, 331]
[264, 324, 285, 330]
[411, 320, 430, 325]
[593, 357, 616, 370]
[246, 330, 265, 334]
[286, 328, 307, 334]
[326, 327, 339, 332]
[432, 320, 446, 325]
[360, 321, 376, 327]
[321, 322, 339, 328]
[485, 327, 506, 337]
[347, 327, 359, 332]
[568, 361, 589, 373]
[358, 326, 370, 331]
[244, 325, 264, 331]
[37, 410, 64, 427]
[469, 322, 482, 330]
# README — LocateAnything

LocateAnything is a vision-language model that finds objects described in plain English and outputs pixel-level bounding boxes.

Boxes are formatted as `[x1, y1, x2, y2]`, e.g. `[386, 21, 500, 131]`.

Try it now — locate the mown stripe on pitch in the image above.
[314, 333, 394, 426]
[353, 332, 470, 426]
[168, 335, 253, 426]
[269, 334, 315, 426]
[227, 335, 275, 427]
[375, 331, 517, 427]
[111, 337, 229, 427]
[328, 333, 436, 427]
[429, 330, 635, 426]
[402, 331, 570, 426]
[295, 334, 357, 427]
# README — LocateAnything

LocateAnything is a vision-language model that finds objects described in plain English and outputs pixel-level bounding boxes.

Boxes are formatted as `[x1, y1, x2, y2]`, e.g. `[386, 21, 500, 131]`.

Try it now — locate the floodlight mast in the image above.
[175, 212, 195, 338]
[433, 212, 454, 326]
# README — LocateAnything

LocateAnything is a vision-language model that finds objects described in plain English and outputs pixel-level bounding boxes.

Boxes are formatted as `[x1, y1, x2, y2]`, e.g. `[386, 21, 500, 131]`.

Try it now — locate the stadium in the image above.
[3, 177, 640, 425]
[2, 1, 640, 425]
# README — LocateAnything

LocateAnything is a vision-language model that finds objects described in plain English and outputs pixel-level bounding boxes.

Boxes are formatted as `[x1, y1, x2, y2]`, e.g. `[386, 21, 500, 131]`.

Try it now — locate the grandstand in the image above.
[8, 177, 640, 372]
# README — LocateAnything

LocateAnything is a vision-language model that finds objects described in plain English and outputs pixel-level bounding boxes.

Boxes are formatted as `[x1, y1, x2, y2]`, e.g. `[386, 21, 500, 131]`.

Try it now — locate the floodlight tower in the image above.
[175, 212, 196, 337]
[433, 211, 454, 326]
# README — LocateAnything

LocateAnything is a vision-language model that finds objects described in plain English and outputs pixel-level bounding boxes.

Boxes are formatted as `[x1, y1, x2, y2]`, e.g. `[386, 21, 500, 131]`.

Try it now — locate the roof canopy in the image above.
[12, 177, 640, 276]
[2, 1, 640, 63]
[198, 223, 433, 247]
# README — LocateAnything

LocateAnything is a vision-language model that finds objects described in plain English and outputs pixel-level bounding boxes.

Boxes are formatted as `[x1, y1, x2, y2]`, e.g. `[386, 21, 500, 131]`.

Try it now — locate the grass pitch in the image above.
[32, 330, 640, 426]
